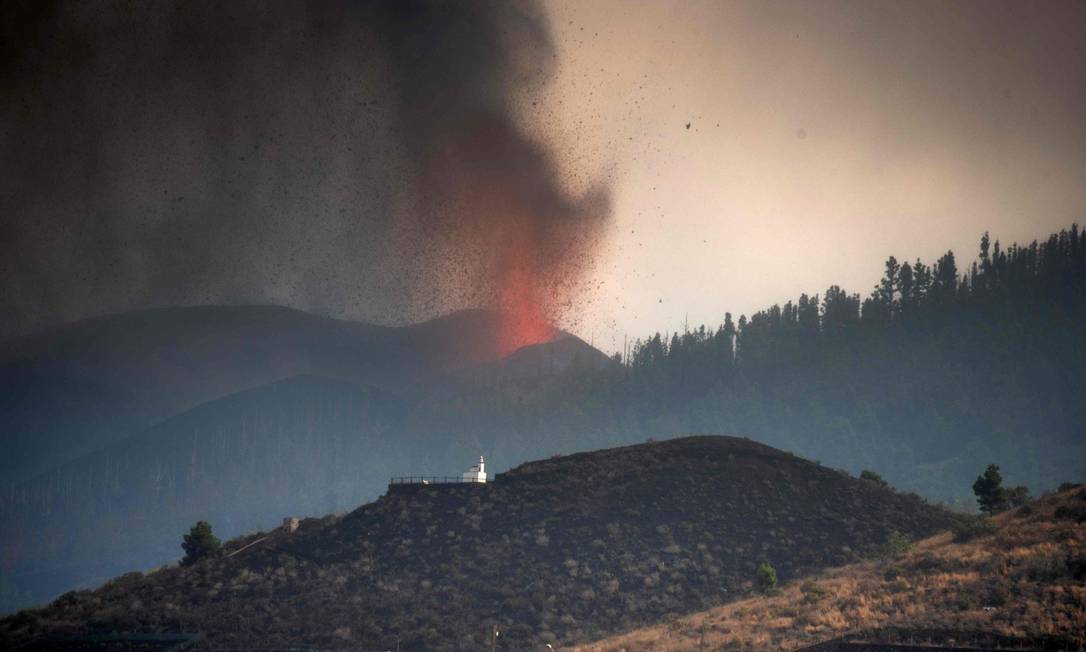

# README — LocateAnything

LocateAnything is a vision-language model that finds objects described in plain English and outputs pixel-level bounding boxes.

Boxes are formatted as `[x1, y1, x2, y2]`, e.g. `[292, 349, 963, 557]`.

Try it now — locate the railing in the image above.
[389, 476, 486, 485]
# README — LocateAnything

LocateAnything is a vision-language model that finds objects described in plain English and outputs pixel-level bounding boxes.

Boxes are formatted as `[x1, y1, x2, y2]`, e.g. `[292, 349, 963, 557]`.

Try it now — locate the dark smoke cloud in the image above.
[0, 0, 609, 340]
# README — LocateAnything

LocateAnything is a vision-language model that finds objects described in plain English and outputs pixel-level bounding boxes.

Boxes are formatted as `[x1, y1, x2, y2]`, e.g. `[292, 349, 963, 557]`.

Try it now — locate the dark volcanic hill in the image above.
[1, 436, 960, 651]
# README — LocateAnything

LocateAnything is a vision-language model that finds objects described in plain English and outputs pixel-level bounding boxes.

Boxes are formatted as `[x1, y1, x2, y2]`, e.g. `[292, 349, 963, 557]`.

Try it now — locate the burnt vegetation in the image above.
[0, 437, 959, 650]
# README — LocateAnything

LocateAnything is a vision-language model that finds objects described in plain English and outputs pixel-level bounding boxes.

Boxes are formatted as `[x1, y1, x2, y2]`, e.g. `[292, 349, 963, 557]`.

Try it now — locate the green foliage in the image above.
[1006, 485, 1031, 509]
[877, 530, 912, 560]
[181, 521, 221, 566]
[860, 470, 889, 488]
[799, 580, 828, 603]
[973, 464, 1007, 515]
[755, 560, 778, 595]
[951, 515, 998, 543]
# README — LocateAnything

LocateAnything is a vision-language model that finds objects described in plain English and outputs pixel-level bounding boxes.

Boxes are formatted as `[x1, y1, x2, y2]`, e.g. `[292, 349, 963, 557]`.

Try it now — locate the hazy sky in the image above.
[539, 0, 1086, 352]
[3, 1, 1085, 352]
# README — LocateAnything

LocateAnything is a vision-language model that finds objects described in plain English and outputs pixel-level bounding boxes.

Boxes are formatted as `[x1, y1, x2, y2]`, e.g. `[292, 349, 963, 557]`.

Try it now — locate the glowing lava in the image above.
[418, 114, 610, 360]
[494, 260, 559, 357]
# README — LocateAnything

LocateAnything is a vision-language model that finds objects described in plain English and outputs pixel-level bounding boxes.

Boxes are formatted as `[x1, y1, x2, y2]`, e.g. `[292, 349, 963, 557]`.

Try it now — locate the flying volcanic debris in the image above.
[0, 0, 611, 354]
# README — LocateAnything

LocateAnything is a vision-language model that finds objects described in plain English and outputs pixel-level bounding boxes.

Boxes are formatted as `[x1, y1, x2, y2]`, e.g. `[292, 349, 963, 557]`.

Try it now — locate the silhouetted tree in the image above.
[181, 520, 221, 565]
[972, 465, 1007, 515]
[930, 251, 958, 307]
[590, 224, 1083, 503]
[898, 262, 917, 317]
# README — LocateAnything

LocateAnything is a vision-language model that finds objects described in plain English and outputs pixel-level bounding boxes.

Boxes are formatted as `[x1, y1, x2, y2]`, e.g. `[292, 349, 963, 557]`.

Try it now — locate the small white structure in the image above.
[462, 456, 487, 483]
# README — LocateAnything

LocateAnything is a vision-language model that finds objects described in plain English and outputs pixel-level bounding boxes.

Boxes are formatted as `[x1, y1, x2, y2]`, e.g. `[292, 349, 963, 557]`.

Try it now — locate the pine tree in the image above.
[879, 256, 901, 319]
[931, 251, 959, 306]
[898, 262, 916, 318]
[972, 464, 1008, 515]
[182, 520, 222, 565]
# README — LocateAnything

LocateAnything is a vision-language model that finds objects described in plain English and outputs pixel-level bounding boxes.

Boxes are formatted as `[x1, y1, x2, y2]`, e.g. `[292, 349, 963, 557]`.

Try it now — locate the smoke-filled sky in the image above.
[3, 0, 1086, 352]
[541, 0, 1086, 351]
[0, 0, 608, 350]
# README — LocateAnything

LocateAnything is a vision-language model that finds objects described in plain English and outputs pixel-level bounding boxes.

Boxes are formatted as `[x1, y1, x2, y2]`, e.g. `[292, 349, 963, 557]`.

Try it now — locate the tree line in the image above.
[459, 224, 1086, 505]
[624, 224, 1085, 381]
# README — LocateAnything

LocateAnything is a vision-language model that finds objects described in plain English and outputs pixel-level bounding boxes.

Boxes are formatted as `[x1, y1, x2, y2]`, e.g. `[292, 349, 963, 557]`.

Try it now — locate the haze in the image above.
[3, 0, 1085, 354]
[541, 0, 1086, 351]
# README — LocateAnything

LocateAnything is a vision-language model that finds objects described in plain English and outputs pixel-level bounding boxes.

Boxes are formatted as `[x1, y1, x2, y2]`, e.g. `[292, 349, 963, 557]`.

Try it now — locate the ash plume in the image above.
[0, 0, 610, 344]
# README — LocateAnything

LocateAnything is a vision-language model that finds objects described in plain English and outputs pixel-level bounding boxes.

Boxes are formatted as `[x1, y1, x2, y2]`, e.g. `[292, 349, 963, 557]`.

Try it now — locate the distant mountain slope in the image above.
[448, 334, 616, 387]
[0, 305, 557, 484]
[0, 437, 960, 650]
[0, 374, 412, 615]
[578, 485, 1086, 652]
[0, 306, 604, 614]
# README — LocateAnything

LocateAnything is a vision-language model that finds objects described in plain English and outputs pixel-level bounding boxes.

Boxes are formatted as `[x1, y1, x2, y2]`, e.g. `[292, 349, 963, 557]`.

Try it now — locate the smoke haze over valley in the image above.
[0, 0, 609, 350]
[2, 1, 1085, 648]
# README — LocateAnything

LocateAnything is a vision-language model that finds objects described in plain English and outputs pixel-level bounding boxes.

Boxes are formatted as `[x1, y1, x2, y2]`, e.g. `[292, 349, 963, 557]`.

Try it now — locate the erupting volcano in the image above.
[418, 109, 609, 359]
[0, 0, 611, 353]
[495, 263, 557, 356]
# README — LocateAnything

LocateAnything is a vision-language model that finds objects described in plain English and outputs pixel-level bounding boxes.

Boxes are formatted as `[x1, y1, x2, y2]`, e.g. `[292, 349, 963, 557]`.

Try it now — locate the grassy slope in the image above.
[576, 486, 1086, 652]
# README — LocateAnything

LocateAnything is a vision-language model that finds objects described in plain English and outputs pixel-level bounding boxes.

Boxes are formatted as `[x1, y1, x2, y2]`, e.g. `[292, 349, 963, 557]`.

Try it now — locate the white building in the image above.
[462, 456, 487, 483]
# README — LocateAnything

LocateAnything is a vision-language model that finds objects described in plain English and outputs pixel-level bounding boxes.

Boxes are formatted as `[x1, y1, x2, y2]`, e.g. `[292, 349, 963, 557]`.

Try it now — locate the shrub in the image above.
[951, 515, 997, 543]
[755, 560, 777, 595]
[1053, 502, 1086, 523]
[1067, 552, 1086, 580]
[1005, 485, 1031, 509]
[910, 553, 950, 574]
[1057, 482, 1080, 492]
[1021, 551, 1069, 582]
[181, 520, 222, 566]
[860, 470, 889, 488]
[887, 577, 911, 593]
[877, 530, 912, 560]
[799, 580, 828, 603]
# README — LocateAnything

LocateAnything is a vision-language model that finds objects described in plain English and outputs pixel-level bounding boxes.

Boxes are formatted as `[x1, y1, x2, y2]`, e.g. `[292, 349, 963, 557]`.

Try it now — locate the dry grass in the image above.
[574, 487, 1086, 652]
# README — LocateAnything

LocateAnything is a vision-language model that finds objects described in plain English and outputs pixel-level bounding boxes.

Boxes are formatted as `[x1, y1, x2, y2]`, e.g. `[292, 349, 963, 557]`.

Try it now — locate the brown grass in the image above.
[574, 487, 1086, 652]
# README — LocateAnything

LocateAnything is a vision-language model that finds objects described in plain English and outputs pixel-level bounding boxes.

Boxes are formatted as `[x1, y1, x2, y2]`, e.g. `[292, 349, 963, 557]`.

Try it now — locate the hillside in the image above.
[4, 225, 1084, 620]
[0, 305, 560, 485]
[578, 484, 1086, 652]
[0, 437, 959, 650]
[0, 324, 607, 615]
[0, 375, 412, 613]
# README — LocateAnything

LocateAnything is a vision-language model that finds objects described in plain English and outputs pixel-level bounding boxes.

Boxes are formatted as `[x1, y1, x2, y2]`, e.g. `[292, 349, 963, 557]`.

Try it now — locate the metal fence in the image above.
[389, 476, 486, 485]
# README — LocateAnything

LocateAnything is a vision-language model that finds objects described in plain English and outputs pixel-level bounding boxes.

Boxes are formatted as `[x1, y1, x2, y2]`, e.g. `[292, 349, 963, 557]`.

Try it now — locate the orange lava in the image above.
[492, 225, 559, 357]
[419, 115, 607, 360]
[494, 261, 557, 357]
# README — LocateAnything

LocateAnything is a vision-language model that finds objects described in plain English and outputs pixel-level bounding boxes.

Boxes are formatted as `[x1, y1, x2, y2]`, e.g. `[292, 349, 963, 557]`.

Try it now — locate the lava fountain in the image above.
[421, 112, 610, 359]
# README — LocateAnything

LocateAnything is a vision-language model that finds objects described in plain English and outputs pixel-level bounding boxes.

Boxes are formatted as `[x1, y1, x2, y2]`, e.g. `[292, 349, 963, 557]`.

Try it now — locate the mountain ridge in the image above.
[0, 305, 573, 485]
